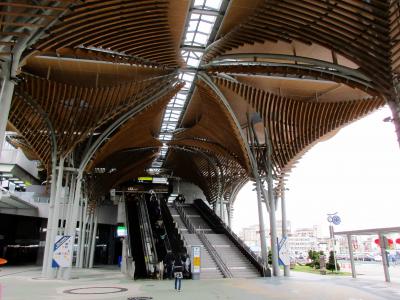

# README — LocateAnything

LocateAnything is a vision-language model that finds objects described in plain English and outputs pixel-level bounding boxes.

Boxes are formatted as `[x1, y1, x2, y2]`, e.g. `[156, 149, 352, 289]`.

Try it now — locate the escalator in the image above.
[146, 193, 187, 262]
[126, 196, 146, 278]
[126, 194, 158, 278]
[137, 195, 158, 276]
[126, 193, 187, 279]
[145, 193, 171, 262]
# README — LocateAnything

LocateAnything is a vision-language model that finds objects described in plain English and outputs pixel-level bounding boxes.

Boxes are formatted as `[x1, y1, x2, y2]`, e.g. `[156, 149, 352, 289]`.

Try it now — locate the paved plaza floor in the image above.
[1, 265, 400, 300]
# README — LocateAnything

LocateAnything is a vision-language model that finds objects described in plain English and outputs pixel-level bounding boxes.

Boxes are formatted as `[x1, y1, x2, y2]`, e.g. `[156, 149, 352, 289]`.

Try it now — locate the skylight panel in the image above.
[154, 0, 222, 171]
[194, 0, 206, 7]
[205, 0, 222, 10]
[198, 21, 214, 34]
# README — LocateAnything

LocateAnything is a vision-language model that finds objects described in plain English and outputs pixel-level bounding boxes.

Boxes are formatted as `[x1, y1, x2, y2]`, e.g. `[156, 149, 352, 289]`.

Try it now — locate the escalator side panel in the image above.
[126, 199, 146, 279]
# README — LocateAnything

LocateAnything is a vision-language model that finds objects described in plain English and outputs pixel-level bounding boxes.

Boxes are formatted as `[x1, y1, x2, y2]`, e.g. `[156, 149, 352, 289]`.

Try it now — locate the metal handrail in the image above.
[194, 199, 267, 273]
[174, 203, 195, 234]
[138, 196, 158, 274]
[197, 230, 233, 278]
[222, 222, 265, 267]
[174, 203, 232, 278]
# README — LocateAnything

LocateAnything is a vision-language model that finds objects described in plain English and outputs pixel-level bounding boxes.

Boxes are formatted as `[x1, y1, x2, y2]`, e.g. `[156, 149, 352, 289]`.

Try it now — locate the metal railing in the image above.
[194, 199, 268, 275]
[174, 203, 195, 233]
[197, 230, 233, 278]
[174, 203, 232, 278]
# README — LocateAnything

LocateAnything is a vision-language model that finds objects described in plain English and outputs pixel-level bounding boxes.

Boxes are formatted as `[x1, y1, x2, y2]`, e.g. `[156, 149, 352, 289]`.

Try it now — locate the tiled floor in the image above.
[1, 266, 400, 300]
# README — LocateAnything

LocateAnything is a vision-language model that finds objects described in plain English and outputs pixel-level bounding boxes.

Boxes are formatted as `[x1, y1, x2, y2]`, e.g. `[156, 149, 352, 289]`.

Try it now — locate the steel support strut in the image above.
[0, 72, 16, 156]
[263, 127, 280, 277]
[347, 234, 356, 278]
[281, 187, 290, 276]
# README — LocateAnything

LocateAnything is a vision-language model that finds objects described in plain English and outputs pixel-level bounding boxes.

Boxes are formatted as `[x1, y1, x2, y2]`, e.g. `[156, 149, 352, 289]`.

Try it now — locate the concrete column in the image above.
[379, 234, 391, 282]
[281, 189, 290, 276]
[347, 234, 356, 278]
[0, 74, 16, 156]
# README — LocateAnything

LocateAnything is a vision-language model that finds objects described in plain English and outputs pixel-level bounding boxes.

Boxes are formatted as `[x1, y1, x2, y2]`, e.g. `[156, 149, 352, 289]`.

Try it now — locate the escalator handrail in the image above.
[138, 197, 158, 273]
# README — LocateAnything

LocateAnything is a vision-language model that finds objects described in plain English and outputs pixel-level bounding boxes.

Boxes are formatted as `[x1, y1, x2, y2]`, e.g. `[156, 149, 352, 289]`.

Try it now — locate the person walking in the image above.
[173, 254, 184, 291]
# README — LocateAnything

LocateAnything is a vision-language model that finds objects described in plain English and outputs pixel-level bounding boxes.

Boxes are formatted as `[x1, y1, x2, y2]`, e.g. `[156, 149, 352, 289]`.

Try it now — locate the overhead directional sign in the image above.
[52, 235, 73, 268]
[278, 237, 290, 266]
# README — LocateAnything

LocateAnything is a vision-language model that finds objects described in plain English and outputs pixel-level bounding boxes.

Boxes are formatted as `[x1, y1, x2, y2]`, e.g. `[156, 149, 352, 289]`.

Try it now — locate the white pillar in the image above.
[89, 211, 98, 268]
[281, 189, 290, 276]
[64, 172, 82, 271]
[41, 155, 58, 277]
[262, 184, 280, 276]
[255, 180, 269, 275]
[66, 173, 82, 235]
[78, 200, 88, 268]
[0, 74, 16, 157]
[219, 197, 223, 220]
[75, 199, 85, 267]
[85, 212, 94, 268]
[379, 234, 391, 282]
[46, 157, 65, 278]
[227, 203, 232, 228]
[347, 234, 356, 278]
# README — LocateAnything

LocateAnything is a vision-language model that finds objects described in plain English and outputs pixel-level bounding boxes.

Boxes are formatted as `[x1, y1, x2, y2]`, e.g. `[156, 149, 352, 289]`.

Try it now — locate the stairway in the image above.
[182, 233, 224, 279]
[167, 204, 223, 279]
[205, 234, 260, 278]
[167, 203, 261, 279]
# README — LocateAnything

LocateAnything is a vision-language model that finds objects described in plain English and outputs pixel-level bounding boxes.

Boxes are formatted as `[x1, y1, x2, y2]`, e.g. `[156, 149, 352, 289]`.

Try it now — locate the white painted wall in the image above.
[171, 180, 206, 203]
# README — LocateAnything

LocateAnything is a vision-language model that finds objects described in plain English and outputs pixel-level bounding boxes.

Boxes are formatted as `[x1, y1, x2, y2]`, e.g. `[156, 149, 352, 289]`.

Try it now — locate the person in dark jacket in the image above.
[173, 254, 184, 291]
[165, 252, 174, 279]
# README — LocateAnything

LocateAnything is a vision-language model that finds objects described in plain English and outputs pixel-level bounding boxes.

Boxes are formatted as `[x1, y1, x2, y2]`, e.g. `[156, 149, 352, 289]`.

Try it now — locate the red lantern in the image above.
[388, 239, 394, 245]
[396, 238, 400, 245]
[374, 238, 380, 246]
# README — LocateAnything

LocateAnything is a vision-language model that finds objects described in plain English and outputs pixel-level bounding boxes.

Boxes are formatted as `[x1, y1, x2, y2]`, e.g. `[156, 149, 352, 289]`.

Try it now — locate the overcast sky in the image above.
[232, 105, 400, 237]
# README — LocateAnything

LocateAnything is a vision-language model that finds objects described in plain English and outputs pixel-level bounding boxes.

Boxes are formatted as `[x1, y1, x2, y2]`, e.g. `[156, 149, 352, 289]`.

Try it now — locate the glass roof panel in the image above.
[205, 0, 222, 10]
[155, 0, 222, 169]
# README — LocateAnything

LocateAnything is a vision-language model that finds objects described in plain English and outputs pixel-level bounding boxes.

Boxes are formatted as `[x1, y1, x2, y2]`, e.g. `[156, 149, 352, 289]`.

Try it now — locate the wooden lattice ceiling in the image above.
[3, 0, 398, 205]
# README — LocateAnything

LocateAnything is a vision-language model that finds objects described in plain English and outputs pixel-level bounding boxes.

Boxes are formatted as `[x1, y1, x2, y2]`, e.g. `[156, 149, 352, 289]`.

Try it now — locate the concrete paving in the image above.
[1, 265, 400, 300]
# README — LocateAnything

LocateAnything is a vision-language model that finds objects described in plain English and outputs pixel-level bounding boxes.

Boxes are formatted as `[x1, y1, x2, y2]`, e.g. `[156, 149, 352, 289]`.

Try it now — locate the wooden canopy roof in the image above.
[2, 0, 397, 205]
